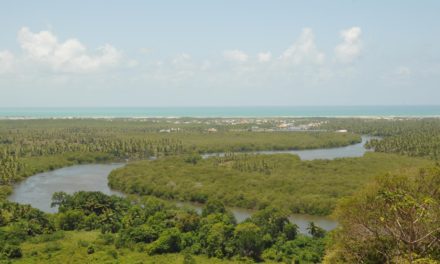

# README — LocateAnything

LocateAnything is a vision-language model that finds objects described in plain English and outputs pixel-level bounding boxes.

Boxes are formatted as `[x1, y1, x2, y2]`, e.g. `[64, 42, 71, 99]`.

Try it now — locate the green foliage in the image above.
[29, 231, 65, 243]
[322, 118, 440, 159]
[0, 200, 54, 243]
[175, 209, 201, 232]
[262, 235, 326, 263]
[1, 244, 22, 258]
[57, 210, 85, 230]
[202, 200, 228, 217]
[183, 250, 197, 264]
[234, 222, 263, 260]
[118, 224, 159, 246]
[51, 191, 130, 234]
[147, 228, 182, 255]
[250, 207, 295, 243]
[184, 154, 202, 165]
[0, 153, 21, 185]
[307, 222, 326, 239]
[0, 119, 359, 174]
[43, 242, 62, 253]
[4, 117, 439, 262]
[109, 152, 432, 215]
[326, 167, 440, 263]
[16, 230, 279, 263]
[52, 191, 129, 216]
[87, 244, 95, 254]
[96, 233, 115, 245]
[1, 191, 327, 262]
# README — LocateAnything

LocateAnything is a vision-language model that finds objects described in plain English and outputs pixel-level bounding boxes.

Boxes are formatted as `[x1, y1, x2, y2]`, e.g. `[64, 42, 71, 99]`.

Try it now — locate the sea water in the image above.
[0, 106, 439, 118]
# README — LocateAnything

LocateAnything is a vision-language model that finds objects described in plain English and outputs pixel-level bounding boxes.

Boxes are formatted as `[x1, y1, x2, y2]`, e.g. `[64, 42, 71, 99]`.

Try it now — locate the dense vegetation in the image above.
[0, 119, 360, 187]
[1, 117, 440, 263]
[108, 152, 433, 215]
[325, 167, 440, 263]
[0, 119, 360, 158]
[0, 192, 327, 263]
[321, 118, 440, 159]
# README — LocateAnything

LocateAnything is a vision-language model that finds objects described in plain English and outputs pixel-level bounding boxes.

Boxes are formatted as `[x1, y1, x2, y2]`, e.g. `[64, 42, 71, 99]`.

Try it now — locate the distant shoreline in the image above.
[1, 115, 440, 120]
[1, 106, 440, 119]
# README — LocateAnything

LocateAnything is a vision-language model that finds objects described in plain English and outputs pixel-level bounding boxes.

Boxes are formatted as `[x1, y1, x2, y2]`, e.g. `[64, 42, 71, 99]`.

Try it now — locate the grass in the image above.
[17, 231, 265, 264]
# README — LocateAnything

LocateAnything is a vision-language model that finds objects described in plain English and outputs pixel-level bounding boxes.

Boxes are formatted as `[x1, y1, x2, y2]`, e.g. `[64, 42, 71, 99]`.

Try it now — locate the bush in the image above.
[82, 213, 100, 231]
[30, 231, 65, 243]
[43, 242, 62, 253]
[326, 167, 440, 263]
[57, 210, 85, 230]
[184, 154, 202, 165]
[87, 245, 95, 254]
[2, 244, 22, 259]
[147, 228, 182, 255]
[107, 249, 118, 259]
[97, 233, 114, 245]
[183, 250, 196, 264]
[77, 240, 89, 247]
[234, 222, 263, 260]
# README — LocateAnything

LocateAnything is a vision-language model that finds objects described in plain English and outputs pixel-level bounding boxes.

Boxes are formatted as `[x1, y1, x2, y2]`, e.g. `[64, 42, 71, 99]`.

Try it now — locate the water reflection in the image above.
[8, 163, 125, 213]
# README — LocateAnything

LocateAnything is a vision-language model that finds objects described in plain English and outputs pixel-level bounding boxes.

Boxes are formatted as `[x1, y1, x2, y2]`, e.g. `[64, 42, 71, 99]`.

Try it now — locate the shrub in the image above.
[2, 245, 22, 259]
[147, 228, 182, 255]
[43, 242, 62, 253]
[87, 245, 95, 254]
[57, 210, 85, 230]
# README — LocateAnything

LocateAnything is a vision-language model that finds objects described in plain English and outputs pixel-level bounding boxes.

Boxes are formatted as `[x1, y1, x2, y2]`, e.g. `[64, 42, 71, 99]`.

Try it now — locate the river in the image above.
[8, 163, 337, 234]
[8, 137, 377, 234]
[202, 135, 378, 160]
[8, 163, 125, 213]
[176, 202, 337, 235]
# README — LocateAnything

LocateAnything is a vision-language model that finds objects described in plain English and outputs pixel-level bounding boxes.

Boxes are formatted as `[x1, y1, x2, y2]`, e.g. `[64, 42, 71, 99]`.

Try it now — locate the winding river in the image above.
[8, 164, 125, 213]
[8, 136, 377, 234]
[202, 135, 377, 160]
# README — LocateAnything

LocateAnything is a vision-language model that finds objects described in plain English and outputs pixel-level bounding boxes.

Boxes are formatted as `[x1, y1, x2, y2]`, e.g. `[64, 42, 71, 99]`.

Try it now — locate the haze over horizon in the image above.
[1, 1, 440, 107]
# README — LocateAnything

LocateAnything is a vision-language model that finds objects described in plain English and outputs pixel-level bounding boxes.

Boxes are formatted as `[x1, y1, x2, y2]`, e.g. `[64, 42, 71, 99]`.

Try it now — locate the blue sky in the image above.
[0, 0, 439, 107]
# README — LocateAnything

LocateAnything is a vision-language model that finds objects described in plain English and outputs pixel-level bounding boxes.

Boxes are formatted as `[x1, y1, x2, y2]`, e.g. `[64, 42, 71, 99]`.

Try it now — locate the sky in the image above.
[0, 0, 440, 107]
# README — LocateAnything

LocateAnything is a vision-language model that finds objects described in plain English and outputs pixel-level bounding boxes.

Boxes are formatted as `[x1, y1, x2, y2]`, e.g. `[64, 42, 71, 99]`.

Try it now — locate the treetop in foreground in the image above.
[325, 167, 440, 263]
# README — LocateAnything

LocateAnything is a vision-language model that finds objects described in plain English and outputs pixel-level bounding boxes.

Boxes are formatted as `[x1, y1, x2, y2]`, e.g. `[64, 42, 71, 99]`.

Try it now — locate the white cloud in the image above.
[223, 49, 248, 63]
[172, 53, 194, 70]
[0, 50, 15, 73]
[172, 53, 191, 65]
[1, 25, 367, 96]
[140, 47, 152, 54]
[395, 66, 411, 77]
[335, 27, 362, 63]
[17, 27, 122, 73]
[169, 53, 197, 79]
[257, 52, 272, 62]
[280, 28, 325, 65]
[200, 60, 211, 71]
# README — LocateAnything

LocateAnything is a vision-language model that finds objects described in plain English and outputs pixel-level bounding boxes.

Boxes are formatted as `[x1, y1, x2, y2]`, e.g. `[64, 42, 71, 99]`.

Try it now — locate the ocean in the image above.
[0, 106, 439, 119]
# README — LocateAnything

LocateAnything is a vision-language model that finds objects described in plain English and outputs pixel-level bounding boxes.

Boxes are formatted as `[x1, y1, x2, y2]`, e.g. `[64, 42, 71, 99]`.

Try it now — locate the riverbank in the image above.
[0, 152, 119, 199]
[8, 163, 337, 235]
[8, 163, 125, 213]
